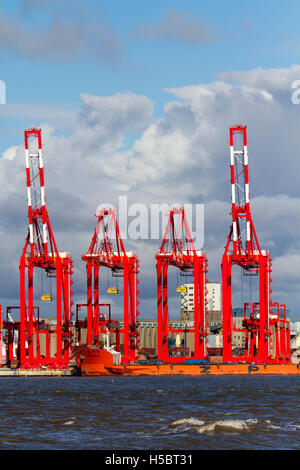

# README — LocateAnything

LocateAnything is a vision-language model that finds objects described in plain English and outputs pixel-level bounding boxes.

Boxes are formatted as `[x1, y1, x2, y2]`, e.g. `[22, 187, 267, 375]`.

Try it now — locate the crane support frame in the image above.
[82, 208, 140, 364]
[156, 207, 208, 363]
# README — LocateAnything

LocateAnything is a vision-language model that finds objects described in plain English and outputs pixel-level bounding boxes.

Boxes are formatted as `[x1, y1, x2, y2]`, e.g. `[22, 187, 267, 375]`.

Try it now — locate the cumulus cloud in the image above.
[130, 9, 220, 44]
[1, 66, 300, 319]
[79, 92, 154, 137]
[2, 146, 18, 161]
[218, 65, 300, 92]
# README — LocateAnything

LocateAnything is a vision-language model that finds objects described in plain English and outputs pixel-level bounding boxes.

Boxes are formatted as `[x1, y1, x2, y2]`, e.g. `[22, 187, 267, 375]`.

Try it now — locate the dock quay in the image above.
[0, 367, 75, 377]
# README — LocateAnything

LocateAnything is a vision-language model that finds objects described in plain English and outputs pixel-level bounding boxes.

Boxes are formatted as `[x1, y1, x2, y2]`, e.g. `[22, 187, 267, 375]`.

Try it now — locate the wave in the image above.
[171, 416, 258, 434]
[196, 419, 257, 434]
[172, 417, 205, 427]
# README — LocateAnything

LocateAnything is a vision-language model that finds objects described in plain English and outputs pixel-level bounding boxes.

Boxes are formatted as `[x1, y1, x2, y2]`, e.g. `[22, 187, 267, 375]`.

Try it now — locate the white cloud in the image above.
[79, 92, 154, 136]
[2, 146, 18, 161]
[218, 65, 300, 92]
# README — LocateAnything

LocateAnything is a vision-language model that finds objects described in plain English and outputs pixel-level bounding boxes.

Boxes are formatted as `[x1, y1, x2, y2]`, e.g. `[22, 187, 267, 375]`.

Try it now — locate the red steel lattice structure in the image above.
[19, 128, 74, 368]
[82, 208, 140, 364]
[75, 304, 120, 350]
[75, 303, 121, 366]
[242, 302, 291, 363]
[222, 125, 290, 364]
[156, 207, 208, 363]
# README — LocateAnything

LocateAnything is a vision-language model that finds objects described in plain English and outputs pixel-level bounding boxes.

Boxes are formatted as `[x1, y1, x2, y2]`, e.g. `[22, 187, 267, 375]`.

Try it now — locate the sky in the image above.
[0, 0, 300, 320]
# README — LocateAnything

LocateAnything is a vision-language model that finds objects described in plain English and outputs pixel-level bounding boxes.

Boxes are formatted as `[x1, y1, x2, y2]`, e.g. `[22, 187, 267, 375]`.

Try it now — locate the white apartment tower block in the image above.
[181, 282, 221, 313]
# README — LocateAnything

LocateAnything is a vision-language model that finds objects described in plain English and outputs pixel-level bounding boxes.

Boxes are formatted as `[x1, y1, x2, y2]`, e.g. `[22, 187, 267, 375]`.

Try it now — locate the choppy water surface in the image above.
[0, 376, 298, 450]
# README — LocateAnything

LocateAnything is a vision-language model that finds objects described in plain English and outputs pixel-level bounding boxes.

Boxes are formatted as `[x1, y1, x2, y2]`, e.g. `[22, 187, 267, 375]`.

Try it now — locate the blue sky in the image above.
[1, 0, 300, 320]
[1, 0, 300, 152]
[2, 0, 300, 106]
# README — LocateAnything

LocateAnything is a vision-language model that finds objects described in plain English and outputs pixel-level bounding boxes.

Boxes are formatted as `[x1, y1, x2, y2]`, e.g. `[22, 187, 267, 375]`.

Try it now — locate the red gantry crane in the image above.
[222, 125, 291, 364]
[156, 207, 208, 363]
[81, 208, 140, 364]
[19, 128, 74, 369]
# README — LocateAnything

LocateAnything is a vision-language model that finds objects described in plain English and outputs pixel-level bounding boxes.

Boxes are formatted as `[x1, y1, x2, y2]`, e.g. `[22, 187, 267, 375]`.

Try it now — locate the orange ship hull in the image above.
[79, 346, 119, 376]
[102, 363, 300, 376]
[79, 348, 300, 376]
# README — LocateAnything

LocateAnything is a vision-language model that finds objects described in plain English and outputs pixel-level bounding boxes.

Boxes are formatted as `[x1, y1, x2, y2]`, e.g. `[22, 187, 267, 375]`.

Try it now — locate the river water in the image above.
[0, 375, 298, 450]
